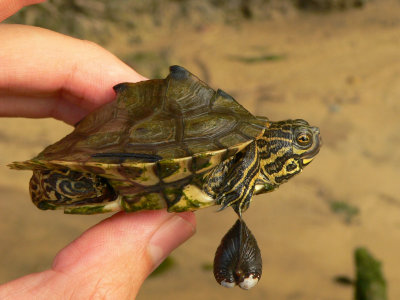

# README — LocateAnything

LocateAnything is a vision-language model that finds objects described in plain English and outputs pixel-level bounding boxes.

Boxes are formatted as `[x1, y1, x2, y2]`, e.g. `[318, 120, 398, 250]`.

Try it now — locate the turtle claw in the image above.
[217, 194, 250, 218]
[216, 201, 233, 214]
[216, 193, 240, 213]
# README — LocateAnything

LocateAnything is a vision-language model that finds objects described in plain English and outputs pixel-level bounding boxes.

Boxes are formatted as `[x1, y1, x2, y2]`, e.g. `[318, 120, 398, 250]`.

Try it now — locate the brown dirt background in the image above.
[1, 0, 400, 299]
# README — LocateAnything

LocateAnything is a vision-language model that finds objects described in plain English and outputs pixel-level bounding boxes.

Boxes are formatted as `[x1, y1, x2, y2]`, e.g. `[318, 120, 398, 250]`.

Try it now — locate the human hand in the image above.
[0, 22, 147, 124]
[0, 211, 195, 299]
[0, 0, 45, 21]
[0, 3, 196, 299]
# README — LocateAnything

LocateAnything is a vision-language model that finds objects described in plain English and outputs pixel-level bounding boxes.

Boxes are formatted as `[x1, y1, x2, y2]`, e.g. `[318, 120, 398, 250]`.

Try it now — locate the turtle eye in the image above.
[296, 132, 312, 147]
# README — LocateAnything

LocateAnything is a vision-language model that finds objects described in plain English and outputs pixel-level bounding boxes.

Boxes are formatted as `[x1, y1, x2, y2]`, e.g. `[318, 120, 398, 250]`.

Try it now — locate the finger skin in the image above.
[0, 210, 196, 299]
[0, 24, 147, 124]
[0, 0, 45, 21]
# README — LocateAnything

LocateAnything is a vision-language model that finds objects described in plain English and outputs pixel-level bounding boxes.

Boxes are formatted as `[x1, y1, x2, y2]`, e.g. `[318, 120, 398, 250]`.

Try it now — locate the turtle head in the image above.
[290, 119, 321, 167]
[257, 119, 321, 188]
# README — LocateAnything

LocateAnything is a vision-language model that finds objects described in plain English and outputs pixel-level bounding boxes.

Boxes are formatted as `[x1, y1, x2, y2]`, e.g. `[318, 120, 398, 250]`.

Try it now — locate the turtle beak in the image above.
[302, 157, 314, 166]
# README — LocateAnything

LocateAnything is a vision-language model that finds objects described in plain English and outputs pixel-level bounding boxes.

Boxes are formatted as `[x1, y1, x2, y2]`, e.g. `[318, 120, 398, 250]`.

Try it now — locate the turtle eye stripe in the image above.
[91, 153, 162, 162]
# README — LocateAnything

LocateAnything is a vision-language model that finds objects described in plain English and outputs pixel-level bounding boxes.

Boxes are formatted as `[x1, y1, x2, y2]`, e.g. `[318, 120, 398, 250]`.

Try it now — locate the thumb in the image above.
[52, 210, 196, 298]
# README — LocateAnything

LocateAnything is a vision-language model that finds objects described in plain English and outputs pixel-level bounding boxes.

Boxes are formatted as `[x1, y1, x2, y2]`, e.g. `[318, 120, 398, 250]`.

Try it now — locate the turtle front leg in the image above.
[213, 142, 260, 216]
[29, 168, 118, 214]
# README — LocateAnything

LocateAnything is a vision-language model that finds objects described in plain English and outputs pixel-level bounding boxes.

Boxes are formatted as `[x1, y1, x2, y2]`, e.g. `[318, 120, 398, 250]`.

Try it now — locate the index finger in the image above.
[0, 0, 45, 21]
[0, 24, 146, 124]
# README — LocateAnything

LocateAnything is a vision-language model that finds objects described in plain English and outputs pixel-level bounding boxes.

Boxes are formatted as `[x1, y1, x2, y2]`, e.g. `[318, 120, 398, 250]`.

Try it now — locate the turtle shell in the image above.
[10, 66, 268, 212]
[14, 66, 266, 171]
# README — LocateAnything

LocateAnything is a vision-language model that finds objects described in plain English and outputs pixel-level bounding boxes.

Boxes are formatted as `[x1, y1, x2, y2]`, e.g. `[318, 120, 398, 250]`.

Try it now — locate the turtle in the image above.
[9, 65, 321, 289]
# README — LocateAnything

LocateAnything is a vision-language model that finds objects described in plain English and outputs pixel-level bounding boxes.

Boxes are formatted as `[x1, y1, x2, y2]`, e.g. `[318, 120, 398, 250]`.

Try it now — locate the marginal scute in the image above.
[163, 187, 183, 204]
[191, 149, 228, 173]
[167, 184, 214, 212]
[121, 193, 165, 212]
[64, 205, 110, 214]
[192, 154, 213, 172]
[186, 140, 220, 155]
[108, 180, 143, 195]
[159, 159, 193, 183]
[156, 160, 181, 179]
[116, 165, 144, 180]
[155, 146, 188, 159]
[119, 162, 160, 186]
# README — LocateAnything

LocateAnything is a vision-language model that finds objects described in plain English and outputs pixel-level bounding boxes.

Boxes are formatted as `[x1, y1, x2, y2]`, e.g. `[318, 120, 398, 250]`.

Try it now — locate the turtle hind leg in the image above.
[30, 168, 119, 214]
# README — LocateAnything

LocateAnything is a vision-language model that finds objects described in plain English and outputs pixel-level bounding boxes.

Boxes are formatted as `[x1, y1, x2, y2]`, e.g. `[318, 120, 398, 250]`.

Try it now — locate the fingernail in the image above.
[148, 214, 196, 270]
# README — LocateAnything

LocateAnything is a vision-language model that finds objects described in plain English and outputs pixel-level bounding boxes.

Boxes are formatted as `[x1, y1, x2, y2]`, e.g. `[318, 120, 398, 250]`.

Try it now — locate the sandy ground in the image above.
[1, 1, 400, 299]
